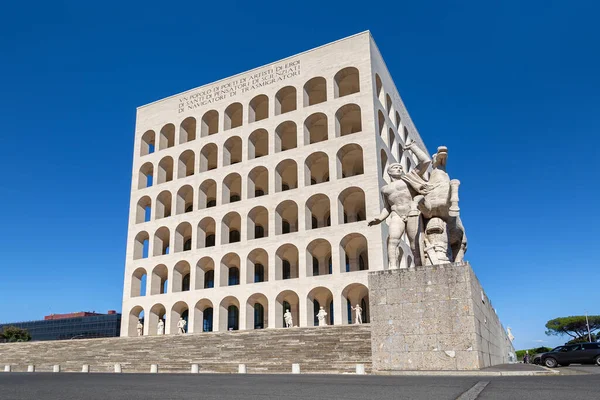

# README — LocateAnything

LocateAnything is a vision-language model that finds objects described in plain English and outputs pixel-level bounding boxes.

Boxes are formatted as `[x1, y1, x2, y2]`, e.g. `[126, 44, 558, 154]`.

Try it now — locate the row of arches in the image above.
[128, 282, 369, 336]
[133, 187, 366, 259]
[130, 232, 369, 297]
[140, 67, 360, 156]
[374, 73, 419, 175]
[137, 105, 363, 190]
[135, 144, 364, 223]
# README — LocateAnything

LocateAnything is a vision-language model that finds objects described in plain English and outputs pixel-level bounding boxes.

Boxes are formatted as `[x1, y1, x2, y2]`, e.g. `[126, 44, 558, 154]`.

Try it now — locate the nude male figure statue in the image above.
[368, 163, 422, 268]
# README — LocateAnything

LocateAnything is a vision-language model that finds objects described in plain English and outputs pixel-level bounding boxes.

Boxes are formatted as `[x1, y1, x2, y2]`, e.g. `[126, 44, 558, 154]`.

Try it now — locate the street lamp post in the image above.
[585, 312, 592, 343]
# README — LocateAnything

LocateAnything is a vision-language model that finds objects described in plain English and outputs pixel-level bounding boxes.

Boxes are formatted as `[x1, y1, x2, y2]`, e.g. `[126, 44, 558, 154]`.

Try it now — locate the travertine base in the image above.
[369, 262, 514, 371]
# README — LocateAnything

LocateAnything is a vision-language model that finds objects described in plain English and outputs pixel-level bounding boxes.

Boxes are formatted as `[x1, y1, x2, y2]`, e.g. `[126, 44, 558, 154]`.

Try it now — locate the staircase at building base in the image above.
[0, 325, 372, 374]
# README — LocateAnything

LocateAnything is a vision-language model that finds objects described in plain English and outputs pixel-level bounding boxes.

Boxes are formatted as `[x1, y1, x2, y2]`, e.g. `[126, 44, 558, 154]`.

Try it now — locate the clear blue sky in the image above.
[0, 1, 598, 350]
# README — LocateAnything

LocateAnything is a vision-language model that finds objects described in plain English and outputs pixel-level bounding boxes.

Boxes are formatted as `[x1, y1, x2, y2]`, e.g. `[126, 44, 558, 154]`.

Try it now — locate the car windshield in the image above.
[551, 346, 564, 352]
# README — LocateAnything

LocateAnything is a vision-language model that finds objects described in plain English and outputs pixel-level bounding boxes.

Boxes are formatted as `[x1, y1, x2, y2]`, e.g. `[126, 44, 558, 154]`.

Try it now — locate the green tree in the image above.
[545, 315, 600, 341]
[566, 333, 598, 344]
[516, 346, 552, 360]
[1, 326, 31, 342]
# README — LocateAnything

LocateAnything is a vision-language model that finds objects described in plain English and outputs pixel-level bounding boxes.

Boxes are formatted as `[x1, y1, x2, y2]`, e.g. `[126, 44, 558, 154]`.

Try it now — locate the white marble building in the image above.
[121, 31, 426, 337]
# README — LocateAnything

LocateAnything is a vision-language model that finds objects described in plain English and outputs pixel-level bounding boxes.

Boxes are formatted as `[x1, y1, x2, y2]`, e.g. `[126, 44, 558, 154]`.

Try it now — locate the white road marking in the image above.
[455, 381, 490, 400]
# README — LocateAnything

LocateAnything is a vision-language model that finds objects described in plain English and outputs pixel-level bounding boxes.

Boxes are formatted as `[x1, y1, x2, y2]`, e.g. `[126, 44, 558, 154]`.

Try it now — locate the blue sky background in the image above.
[0, 1, 598, 350]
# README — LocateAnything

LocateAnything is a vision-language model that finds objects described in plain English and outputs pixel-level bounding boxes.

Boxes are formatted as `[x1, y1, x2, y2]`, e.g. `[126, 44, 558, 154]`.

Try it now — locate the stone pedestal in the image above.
[369, 262, 514, 371]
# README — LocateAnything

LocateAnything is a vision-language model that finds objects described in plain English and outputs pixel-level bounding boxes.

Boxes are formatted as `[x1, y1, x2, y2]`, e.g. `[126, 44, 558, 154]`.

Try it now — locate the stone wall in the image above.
[0, 325, 371, 374]
[369, 262, 514, 371]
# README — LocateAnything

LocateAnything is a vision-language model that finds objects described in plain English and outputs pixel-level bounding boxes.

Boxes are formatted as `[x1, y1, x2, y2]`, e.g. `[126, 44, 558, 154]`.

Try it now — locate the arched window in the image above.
[338, 187, 366, 224]
[197, 258, 215, 289]
[153, 227, 170, 256]
[174, 222, 192, 253]
[304, 152, 329, 186]
[159, 124, 175, 150]
[224, 102, 243, 130]
[276, 200, 298, 235]
[220, 297, 240, 331]
[131, 268, 147, 297]
[249, 94, 269, 122]
[248, 167, 268, 199]
[140, 130, 155, 156]
[201, 110, 219, 136]
[386, 94, 393, 117]
[221, 212, 241, 244]
[336, 144, 364, 179]
[303, 77, 327, 106]
[157, 157, 174, 184]
[306, 239, 332, 277]
[304, 113, 328, 145]
[179, 117, 196, 144]
[275, 86, 296, 114]
[176, 185, 193, 215]
[155, 191, 172, 220]
[173, 261, 191, 292]
[275, 160, 297, 192]
[198, 179, 216, 209]
[197, 217, 216, 248]
[138, 163, 154, 189]
[248, 129, 268, 159]
[305, 194, 331, 230]
[177, 150, 195, 178]
[275, 121, 297, 152]
[222, 173, 242, 204]
[248, 206, 268, 240]
[307, 287, 334, 326]
[220, 253, 241, 287]
[334, 67, 359, 97]
[276, 244, 298, 280]
[335, 104, 362, 137]
[200, 143, 218, 172]
[223, 136, 242, 166]
[247, 248, 268, 284]
[340, 233, 369, 273]
[136, 196, 152, 223]
[150, 265, 168, 295]
[375, 74, 384, 103]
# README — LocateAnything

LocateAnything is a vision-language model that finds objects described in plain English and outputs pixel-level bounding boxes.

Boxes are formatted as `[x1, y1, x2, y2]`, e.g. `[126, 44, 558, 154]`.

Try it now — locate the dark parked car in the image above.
[541, 343, 600, 368]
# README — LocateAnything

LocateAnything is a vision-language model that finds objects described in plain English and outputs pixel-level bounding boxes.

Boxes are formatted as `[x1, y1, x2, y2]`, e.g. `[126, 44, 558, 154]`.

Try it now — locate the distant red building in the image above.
[44, 310, 117, 320]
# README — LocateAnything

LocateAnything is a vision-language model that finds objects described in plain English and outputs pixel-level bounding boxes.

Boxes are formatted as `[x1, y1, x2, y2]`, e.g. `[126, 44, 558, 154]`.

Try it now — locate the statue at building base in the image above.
[369, 143, 467, 267]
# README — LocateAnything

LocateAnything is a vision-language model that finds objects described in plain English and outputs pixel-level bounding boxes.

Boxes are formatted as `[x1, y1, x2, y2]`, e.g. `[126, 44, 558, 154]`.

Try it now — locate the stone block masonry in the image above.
[369, 262, 514, 371]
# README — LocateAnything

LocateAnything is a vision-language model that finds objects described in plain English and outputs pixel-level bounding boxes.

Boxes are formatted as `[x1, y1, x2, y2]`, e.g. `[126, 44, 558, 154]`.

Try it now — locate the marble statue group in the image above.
[369, 143, 467, 268]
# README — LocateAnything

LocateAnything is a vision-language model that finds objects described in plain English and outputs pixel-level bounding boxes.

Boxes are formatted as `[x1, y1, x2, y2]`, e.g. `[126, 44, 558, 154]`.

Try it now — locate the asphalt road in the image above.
[1, 373, 600, 400]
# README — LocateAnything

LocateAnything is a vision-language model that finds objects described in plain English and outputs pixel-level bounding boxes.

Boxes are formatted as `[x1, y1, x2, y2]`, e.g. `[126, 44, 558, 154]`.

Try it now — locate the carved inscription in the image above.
[178, 60, 301, 113]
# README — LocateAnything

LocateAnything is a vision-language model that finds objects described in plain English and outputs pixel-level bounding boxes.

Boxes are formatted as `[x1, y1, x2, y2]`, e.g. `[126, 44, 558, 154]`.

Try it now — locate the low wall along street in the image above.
[369, 262, 515, 371]
[0, 325, 371, 374]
